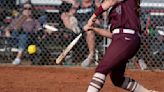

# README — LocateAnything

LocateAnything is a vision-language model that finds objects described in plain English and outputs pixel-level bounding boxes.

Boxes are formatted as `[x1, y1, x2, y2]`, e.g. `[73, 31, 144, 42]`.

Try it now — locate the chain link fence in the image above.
[0, 0, 163, 70]
[128, 0, 164, 70]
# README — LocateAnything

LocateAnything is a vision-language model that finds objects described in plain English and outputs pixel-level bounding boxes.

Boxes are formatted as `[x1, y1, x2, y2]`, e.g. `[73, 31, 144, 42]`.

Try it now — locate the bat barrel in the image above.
[55, 33, 82, 64]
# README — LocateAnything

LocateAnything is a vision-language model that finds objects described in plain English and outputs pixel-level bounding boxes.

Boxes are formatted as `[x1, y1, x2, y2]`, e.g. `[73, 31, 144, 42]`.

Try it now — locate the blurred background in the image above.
[0, 0, 163, 70]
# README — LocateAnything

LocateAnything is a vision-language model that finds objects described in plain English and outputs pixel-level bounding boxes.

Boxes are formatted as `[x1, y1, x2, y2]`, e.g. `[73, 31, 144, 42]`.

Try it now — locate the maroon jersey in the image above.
[109, 0, 141, 32]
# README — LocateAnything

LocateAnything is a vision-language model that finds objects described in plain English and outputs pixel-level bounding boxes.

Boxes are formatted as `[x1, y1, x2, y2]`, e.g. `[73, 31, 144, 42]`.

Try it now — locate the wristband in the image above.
[94, 5, 105, 17]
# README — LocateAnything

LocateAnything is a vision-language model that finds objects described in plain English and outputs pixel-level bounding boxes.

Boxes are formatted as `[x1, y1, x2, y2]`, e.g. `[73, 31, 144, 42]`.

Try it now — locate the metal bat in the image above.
[56, 33, 83, 64]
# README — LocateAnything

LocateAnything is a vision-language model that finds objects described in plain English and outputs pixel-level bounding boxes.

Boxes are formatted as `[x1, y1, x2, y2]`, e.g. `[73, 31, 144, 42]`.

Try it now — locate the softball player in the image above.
[83, 0, 157, 92]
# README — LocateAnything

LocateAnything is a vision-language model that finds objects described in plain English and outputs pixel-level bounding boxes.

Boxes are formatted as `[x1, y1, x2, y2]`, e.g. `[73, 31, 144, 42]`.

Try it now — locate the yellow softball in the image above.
[28, 44, 37, 54]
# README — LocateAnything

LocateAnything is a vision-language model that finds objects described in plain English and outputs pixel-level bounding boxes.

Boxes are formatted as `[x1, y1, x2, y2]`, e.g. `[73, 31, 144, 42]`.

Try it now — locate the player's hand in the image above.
[83, 24, 93, 32]
[83, 19, 95, 31]
[87, 18, 96, 27]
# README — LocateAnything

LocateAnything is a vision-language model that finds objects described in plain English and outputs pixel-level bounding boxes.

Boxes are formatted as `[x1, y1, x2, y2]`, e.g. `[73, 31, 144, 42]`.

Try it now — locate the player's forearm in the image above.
[101, 0, 119, 10]
[89, 0, 120, 23]
[94, 0, 120, 17]
[92, 27, 112, 38]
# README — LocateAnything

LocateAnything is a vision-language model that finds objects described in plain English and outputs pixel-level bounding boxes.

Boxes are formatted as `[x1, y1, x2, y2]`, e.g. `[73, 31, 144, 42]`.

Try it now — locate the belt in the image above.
[112, 29, 136, 34]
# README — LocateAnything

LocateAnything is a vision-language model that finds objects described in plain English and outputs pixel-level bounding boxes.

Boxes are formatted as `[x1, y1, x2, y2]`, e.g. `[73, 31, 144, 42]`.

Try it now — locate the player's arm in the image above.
[87, 26, 112, 38]
[86, 0, 122, 27]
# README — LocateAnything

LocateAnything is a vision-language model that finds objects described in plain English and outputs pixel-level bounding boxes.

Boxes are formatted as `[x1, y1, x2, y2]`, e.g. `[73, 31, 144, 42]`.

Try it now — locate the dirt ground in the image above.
[0, 65, 163, 92]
